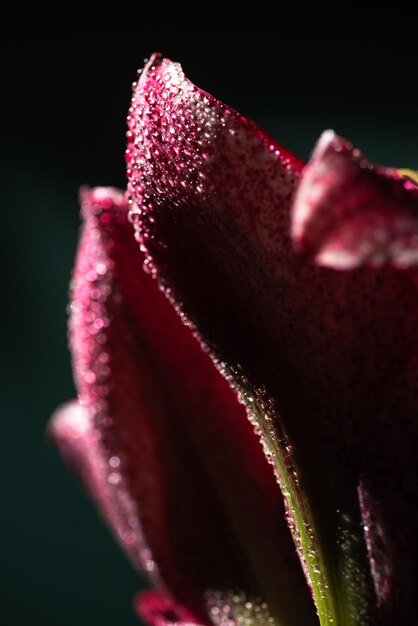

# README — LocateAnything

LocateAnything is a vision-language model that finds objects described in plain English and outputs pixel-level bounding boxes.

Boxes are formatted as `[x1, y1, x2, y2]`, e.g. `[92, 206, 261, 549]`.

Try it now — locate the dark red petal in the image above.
[53, 187, 316, 625]
[292, 130, 418, 269]
[135, 591, 202, 626]
[128, 56, 418, 625]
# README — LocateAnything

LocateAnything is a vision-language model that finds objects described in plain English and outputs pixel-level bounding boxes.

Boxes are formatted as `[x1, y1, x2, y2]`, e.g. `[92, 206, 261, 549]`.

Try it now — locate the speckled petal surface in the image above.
[128, 55, 418, 625]
[52, 187, 316, 626]
[292, 131, 418, 269]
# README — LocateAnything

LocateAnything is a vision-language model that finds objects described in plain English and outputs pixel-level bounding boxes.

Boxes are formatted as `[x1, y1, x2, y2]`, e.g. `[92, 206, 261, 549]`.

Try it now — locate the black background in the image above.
[2, 14, 417, 626]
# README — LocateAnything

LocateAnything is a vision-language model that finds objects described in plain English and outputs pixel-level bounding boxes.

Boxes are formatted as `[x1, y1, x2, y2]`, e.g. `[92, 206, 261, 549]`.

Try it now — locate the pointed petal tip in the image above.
[292, 131, 418, 270]
[145, 52, 164, 70]
[312, 129, 337, 158]
[291, 129, 342, 248]
[127, 51, 304, 293]
[135, 53, 164, 94]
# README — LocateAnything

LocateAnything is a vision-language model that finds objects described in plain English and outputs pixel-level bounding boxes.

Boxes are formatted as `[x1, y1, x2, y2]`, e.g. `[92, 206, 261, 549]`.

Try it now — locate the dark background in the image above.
[2, 15, 417, 626]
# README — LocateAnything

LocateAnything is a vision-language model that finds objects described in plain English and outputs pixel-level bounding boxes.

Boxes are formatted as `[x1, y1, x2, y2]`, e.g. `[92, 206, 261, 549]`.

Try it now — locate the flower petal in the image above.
[292, 130, 418, 269]
[53, 187, 316, 625]
[128, 56, 418, 624]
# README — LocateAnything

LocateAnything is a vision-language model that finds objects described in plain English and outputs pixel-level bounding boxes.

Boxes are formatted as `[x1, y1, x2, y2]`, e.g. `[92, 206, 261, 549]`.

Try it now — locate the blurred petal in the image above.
[292, 131, 418, 269]
[128, 55, 418, 624]
[136, 591, 203, 626]
[50, 401, 152, 573]
[53, 187, 316, 625]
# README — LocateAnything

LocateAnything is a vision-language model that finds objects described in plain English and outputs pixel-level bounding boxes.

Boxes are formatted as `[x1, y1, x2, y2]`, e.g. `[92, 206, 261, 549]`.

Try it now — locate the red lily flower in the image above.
[51, 187, 316, 626]
[126, 54, 418, 625]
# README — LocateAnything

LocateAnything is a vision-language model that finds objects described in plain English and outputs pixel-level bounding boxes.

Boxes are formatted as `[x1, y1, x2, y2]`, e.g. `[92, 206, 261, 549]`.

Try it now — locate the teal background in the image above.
[2, 14, 417, 626]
